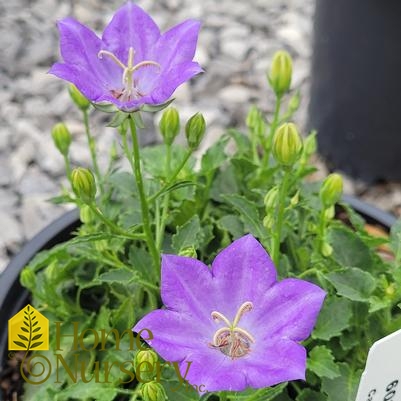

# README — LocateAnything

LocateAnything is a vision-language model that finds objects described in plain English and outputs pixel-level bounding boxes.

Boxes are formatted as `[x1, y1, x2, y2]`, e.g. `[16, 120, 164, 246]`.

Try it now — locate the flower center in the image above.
[210, 301, 255, 359]
[98, 47, 161, 101]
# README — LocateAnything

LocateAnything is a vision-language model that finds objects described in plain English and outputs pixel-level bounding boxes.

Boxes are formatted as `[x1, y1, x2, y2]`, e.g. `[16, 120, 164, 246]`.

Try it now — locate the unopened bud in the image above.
[185, 113, 206, 150]
[68, 84, 90, 110]
[141, 382, 167, 401]
[134, 349, 158, 381]
[264, 187, 279, 210]
[246, 106, 261, 129]
[290, 190, 300, 206]
[268, 50, 293, 96]
[71, 167, 97, 204]
[51, 122, 72, 156]
[320, 173, 343, 208]
[263, 215, 274, 229]
[288, 91, 300, 112]
[79, 205, 96, 224]
[159, 107, 180, 145]
[272, 123, 303, 166]
[303, 131, 317, 158]
[321, 242, 333, 257]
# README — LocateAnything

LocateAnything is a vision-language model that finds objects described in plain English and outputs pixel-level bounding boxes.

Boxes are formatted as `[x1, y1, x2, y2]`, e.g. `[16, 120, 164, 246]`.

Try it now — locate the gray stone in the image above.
[17, 167, 58, 196]
[0, 211, 22, 247]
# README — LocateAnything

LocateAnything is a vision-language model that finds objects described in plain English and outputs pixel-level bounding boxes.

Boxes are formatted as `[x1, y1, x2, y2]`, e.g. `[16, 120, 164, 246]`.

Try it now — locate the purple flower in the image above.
[49, 3, 202, 111]
[133, 234, 326, 392]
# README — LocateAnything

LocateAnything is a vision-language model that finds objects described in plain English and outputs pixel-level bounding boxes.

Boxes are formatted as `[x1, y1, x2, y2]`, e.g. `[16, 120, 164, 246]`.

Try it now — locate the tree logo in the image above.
[8, 304, 49, 351]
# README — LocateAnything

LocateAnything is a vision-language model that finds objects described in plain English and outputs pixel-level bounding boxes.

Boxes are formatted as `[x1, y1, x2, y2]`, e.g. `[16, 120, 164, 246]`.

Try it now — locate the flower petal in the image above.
[132, 310, 212, 362]
[160, 255, 217, 323]
[211, 234, 277, 320]
[251, 278, 326, 342]
[149, 61, 203, 104]
[153, 19, 201, 69]
[102, 3, 160, 63]
[54, 18, 120, 88]
[243, 338, 306, 388]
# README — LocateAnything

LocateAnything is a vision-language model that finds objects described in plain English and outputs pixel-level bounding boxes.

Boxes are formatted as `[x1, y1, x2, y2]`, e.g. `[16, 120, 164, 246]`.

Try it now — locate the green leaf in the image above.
[200, 136, 229, 174]
[321, 363, 361, 401]
[297, 389, 327, 401]
[325, 267, 376, 302]
[97, 268, 138, 283]
[222, 194, 265, 239]
[339, 330, 359, 351]
[226, 128, 251, 154]
[307, 345, 341, 379]
[218, 215, 244, 238]
[313, 296, 352, 340]
[328, 226, 373, 270]
[106, 110, 129, 127]
[172, 215, 202, 252]
[54, 382, 118, 401]
[235, 382, 287, 401]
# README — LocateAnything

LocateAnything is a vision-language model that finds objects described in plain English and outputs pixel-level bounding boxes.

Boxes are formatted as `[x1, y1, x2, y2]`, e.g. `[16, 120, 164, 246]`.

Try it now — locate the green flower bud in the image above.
[264, 187, 279, 210]
[321, 242, 333, 257]
[134, 349, 158, 381]
[178, 246, 197, 258]
[159, 107, 180, 145]
[45, 261, 60, 282]
[68, 84, 90, 110]
[79, 205, 96, 224]
[320, 173, 343, 208]
[268, 50, 293, 96]
[302, 131, 317, 159]
[290, 190, 300, 206]
[288, 90, 300, 112]
[51, 122, 72, 156]
[141, 382, 167, 401]
[20, 268, 36, 290]
[246, 106, 261, 129]
[263, 215, 274, 230]
[71, 167, 97, 204]
[185, 113, 206, 150]
[272, 123, 303, 166]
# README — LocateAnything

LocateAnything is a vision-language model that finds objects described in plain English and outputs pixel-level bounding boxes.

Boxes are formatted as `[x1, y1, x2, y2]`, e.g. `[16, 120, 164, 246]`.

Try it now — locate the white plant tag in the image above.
[355, 328, 401, 401]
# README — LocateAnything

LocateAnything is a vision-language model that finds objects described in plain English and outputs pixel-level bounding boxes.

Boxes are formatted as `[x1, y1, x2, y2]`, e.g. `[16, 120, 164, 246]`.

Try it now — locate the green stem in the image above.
[147, 149, 192, 203]
[63, 154, 72, 187]
[271, 168, 291, 265]
[317, 207, 327, 253]
[83, 109, 103, 193]
[156, 144, 172, 251]
[87, 203, 144, 240]
[263, 94, 282, 164]
[126, 115, 160, 274]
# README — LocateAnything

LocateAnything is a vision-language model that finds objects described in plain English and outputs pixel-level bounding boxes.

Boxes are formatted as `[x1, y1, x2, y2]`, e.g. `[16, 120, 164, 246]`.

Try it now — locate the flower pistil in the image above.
[98, 47, 161, 101]
[210, 301, 255, 359]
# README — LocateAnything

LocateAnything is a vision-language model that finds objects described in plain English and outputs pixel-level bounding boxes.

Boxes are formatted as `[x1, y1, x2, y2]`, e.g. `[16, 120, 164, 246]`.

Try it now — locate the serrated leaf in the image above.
[321, 363, 361, 401]
[328, 227, 373, 270]
[200, 136, 229, 174]
[313, 296, 352, 340]
[172, 215, 202, 252]
[218, 215, 244, 238]
[13, 341, 26, 348]
[30, 342, 43, 349]
[307, 345, 341, 379]
[325, 267, 376, 302]
[222, 194, 265, 239]
[97, 268, 137, 283]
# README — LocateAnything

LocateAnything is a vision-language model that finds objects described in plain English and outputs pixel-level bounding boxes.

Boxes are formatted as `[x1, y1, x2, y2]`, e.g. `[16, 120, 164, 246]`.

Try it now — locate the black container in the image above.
[0, 199, 397, 397]
[309, 0, 401, 182]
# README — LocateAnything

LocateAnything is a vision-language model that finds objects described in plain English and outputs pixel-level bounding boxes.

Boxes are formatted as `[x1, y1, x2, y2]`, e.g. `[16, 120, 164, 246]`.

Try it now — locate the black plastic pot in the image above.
[309, 0, 401, 182]
[0, 198, 397, 396]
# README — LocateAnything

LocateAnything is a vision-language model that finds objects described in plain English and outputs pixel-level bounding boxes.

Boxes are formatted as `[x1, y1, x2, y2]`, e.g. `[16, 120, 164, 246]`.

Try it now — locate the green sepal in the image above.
[141, 98, 175, 113]
[107, 111, 130, 128]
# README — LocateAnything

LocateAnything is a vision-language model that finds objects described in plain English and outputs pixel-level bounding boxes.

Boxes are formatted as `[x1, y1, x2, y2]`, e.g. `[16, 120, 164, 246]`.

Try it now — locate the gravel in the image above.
[1, 0, 400, 272]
